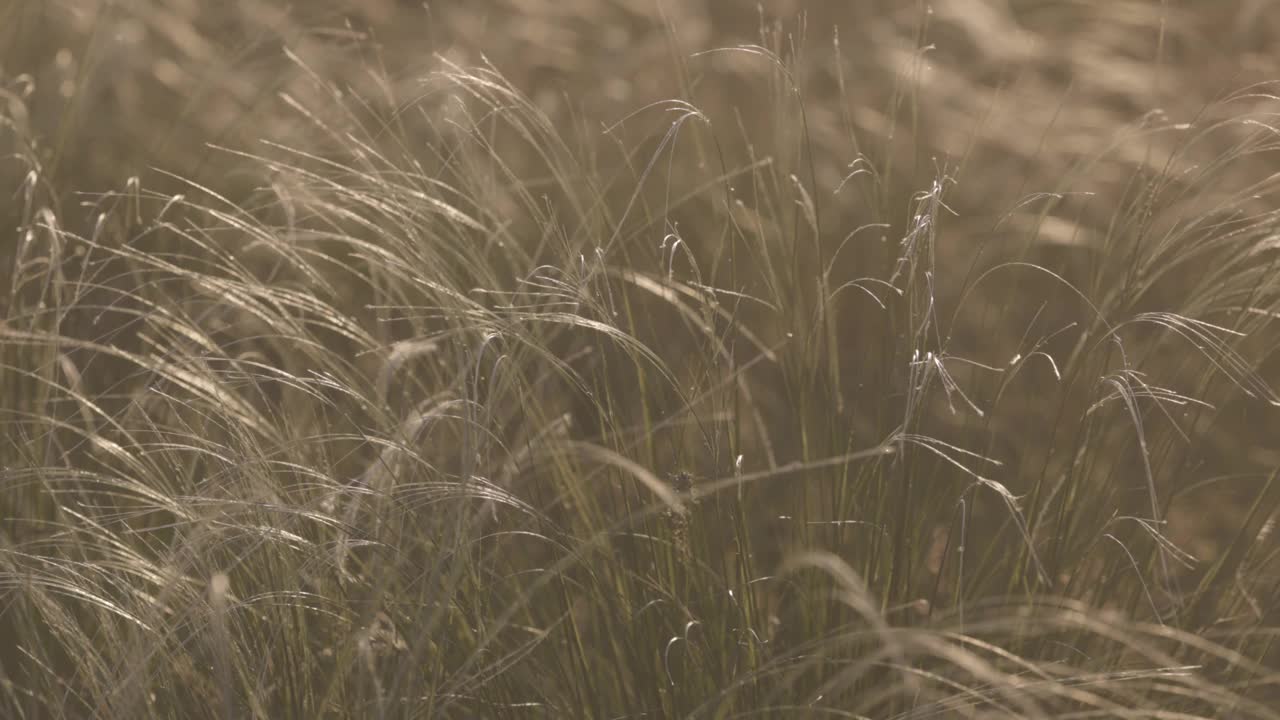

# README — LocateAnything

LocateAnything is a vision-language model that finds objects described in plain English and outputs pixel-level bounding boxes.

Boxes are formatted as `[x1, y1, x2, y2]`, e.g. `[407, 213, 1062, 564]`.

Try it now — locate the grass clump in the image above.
[3, 1, 1280, 717]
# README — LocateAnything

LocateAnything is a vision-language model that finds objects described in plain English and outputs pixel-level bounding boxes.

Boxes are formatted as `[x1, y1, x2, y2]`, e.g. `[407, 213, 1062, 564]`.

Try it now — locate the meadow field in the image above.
[3, 1, 1280, 717]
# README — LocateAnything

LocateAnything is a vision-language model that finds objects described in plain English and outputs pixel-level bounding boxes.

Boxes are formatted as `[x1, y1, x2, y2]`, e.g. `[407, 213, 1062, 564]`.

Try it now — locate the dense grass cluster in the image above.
[4, 1, 1280, 717]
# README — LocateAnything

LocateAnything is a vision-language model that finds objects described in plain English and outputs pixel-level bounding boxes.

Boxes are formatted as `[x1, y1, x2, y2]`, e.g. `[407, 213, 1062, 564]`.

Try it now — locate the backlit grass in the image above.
[3, 2, 1280, 717]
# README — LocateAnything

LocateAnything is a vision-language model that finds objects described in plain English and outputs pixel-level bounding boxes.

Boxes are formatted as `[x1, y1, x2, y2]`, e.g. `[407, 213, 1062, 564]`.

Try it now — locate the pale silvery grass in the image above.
[4, 4, 1280, 718]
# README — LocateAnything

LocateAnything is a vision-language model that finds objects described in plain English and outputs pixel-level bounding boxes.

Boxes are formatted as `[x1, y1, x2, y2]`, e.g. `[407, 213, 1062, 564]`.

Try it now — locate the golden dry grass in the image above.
[3, 1, 1280, 717]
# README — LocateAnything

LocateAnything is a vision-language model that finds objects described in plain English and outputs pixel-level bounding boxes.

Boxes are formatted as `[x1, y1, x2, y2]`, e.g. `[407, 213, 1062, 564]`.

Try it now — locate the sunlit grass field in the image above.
[4, 1, 1280, 717]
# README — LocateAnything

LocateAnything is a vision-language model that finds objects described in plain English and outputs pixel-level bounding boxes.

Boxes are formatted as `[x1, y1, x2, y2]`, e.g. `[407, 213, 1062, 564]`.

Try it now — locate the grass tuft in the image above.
[4, 1, 1280, 717]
